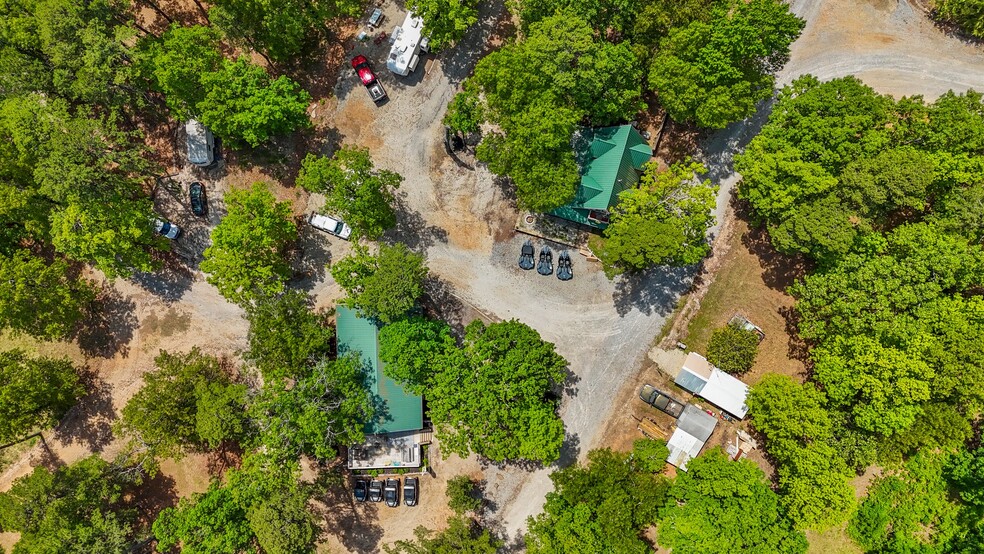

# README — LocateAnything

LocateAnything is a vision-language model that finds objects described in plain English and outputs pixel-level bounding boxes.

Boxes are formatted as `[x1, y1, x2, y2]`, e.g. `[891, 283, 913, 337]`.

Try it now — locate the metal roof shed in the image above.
[335, 306, 423, 434]
[699, 369, 750, 419]
[675, 351, 712, 393]
[666, 404, 717, 471]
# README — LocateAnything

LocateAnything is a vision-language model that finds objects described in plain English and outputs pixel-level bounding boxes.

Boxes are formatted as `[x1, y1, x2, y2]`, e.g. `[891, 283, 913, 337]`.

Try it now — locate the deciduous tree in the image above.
[407, 0, 479, 50]
[706, 322, 759, 374]
[0, 349, 83, 444]
[384, 516, 501, 554]
[197, 58, 311, 147]
[658, 449, 807, 554]
[116, 348, 246, 466]
[250, 355, 372, 462]
[201, 183, 298, 306]
[649, 0, 804, 128]
[0, 250, 96, 340]
[597, 160, 717, 276]
[330, 243, 428, 324]
[428, 320, 567, 463]
[379, 316, 457, 395]
[243, 289, 334, 382]
[139, 25, 224, 120]
[0, 456, 142, 554]
[297, 147, 402, 240]
[526, 448, 669, 553]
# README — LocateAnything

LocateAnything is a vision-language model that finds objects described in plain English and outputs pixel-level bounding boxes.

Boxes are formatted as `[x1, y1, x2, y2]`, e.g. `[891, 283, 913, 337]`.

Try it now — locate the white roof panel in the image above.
[666, 428, 706, 471]
[700, 369, 750, 419]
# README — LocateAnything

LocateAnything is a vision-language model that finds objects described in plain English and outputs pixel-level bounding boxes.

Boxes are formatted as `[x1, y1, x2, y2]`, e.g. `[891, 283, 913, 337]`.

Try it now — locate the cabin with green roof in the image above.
[335, 306, 423, 435]
[550, 124, 653, 229]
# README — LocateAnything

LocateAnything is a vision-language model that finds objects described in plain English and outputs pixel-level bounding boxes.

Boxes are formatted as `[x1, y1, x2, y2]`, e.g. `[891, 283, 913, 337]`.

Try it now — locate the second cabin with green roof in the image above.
[550, 124, 653, 229]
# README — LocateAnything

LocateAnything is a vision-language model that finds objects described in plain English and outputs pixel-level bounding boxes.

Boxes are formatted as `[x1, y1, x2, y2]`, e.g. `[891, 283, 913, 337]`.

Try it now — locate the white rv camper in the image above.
[387, 13, 429, 76]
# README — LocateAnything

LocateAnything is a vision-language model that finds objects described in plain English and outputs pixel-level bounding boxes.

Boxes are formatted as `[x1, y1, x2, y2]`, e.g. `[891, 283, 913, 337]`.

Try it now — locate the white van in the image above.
[186, 119, 215, 167]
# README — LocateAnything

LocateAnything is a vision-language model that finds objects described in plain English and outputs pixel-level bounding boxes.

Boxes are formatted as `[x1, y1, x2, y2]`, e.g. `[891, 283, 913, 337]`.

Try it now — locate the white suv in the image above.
[309, 213, 352, 239]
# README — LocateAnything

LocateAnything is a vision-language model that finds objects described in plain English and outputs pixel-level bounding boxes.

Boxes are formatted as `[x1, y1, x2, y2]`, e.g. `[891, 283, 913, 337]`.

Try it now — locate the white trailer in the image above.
[386, 13, 429, 76]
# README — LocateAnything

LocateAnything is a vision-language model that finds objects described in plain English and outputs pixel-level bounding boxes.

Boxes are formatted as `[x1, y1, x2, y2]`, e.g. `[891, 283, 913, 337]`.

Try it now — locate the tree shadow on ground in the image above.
[130, 252, 196, 303]
[778, 305, 813, 378]
[734, 202, 813, 292]
[313, 473, 384, 554]
[421, 276, 468, 337]
[383, 194, 449, 253]
[440, 0, 513, 86]
[51, 367, 116, 453]
[612, 266, 694, 318]
[290, 225, 333, 292]
[130, 471, 178, 528]
[75, 286, 137, 359]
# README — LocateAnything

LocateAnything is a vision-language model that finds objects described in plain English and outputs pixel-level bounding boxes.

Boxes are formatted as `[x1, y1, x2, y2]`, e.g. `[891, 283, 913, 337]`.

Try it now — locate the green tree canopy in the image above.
[658, 449, 807, 554]
[379, 316, 458, 396]
[0, 455, 142, 554]
[706, 322, 759, 374]
[0, 349, 83, 444]
[649, 0, 804, 128]
[201, 183, 298, 306]
[0, 94, 165, 277]
[250, 355, 372, 462]
[446, 476, 482, 515]
[597, 160, 717, 276]
[0, 0, 139, 111]
[116, 348, 246, 468]
[526, 448, 670, 553]
[746, 375, 857, 529]
[209, 0, 361, 62]
[937, 0, 984, 38]
[243, 289, 334, 382]
[850, 451, 960, 552]
[0, 250, 96, 340]
[407, 0, 479, 50]
[431, 320, 567, 463]
[139, 25, 224, 120]
[297, 146, 402, 240]
[466, 11, 644, 211]
[330, 243, 428, 324]
[197, 58, 311, 147]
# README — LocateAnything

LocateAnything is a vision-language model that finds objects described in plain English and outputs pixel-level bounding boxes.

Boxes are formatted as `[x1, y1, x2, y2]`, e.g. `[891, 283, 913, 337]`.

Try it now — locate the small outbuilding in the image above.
[675, 352, 750, 419]
[666, 404, 718, 471]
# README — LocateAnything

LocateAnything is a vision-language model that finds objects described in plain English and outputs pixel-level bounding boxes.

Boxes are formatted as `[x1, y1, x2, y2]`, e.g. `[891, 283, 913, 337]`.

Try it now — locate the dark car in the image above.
[537, 246, 553, 276]
[557, 250, 573, 281]
[403, 477, 418, 507]
[519, 240, 535, 270]
[639, 384, 685, 418]
[384, 478, 400, 507]
[354, 479, 368, 502]
[351, 55, 387, 103]
[368, 480, 383, 502]
[189, 181, 207, 216]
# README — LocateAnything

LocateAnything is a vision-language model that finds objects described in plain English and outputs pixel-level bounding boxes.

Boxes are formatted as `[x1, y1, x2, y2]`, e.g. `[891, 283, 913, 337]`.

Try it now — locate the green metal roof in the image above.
[550, 125, 652, 225]
[335, 306, 423, 435]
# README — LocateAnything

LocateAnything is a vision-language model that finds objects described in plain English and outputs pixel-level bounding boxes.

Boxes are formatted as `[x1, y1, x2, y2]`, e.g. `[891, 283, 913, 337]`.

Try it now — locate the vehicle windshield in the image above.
[334, 221, 344, 234]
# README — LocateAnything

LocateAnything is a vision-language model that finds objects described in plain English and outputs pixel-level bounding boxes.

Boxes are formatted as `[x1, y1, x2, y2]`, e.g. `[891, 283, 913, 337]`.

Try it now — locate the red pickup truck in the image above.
[351, 55, 387, 103]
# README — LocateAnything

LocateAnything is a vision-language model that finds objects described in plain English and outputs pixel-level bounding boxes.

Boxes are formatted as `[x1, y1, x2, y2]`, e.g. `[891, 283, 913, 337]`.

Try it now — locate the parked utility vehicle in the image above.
[351, 55, 387, 103]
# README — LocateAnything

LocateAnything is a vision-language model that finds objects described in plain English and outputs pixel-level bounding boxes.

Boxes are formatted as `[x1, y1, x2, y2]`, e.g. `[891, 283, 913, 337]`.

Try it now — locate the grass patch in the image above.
[0, 330, 85, 364]
[806, 523, 863, 554]
[0, 435, 39, 475]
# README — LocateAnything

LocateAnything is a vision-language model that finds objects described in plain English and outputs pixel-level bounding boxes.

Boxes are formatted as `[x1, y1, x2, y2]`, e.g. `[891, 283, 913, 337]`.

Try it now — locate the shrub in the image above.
[706, 323, 759, 374]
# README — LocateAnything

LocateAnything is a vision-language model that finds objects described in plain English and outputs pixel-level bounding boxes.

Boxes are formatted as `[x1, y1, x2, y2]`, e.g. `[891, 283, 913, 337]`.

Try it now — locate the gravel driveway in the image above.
[319, 0, 984, 543]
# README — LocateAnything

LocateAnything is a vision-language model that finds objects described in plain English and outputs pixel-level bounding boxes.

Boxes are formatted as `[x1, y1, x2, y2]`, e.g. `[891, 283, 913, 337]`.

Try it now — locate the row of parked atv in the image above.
[518, 240, 573, 281]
